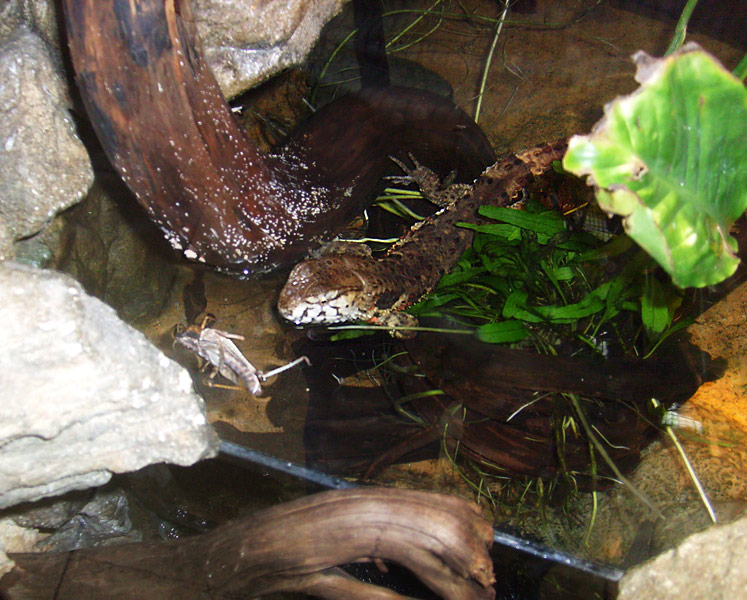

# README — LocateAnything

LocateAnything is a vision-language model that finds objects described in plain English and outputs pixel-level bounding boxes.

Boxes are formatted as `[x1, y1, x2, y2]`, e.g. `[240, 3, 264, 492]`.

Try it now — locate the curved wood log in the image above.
[62, 0, 495, 275]
[2, 488, 495, 600]
[400, 331, 716, 482]
[295, 331, 715, 483]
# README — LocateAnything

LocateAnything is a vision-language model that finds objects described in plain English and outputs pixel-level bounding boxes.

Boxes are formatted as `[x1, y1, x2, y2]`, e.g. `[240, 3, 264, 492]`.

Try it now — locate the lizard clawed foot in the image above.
[386, 154, 470, 208]
[386, 153, 439, 189]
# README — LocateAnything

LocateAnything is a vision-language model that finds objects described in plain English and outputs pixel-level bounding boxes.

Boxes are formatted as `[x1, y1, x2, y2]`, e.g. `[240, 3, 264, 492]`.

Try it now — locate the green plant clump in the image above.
[407, 197, 684, 357]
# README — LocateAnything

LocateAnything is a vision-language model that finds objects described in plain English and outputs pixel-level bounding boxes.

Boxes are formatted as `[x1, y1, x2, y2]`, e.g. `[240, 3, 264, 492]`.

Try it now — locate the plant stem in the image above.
[475, 0, 510, 122]
[566, 394, 664, 519]
[665, 425, 717, 523]
[664, 0, 699, 56]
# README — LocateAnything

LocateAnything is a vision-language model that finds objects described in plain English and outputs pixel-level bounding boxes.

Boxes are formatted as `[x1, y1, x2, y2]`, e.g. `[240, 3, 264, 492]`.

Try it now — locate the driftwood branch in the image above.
[62, 0, 494, 275]
[2, 488, 495, 600]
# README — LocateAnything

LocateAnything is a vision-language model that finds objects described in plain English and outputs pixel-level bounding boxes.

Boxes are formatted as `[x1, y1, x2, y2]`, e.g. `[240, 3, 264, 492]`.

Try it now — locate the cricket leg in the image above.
[258, 356, 311, 381]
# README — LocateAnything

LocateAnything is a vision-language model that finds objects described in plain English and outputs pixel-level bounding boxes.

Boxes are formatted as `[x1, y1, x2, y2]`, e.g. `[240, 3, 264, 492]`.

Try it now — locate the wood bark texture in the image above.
[62, 0, 494, 276]
[2, 488, 496, 600]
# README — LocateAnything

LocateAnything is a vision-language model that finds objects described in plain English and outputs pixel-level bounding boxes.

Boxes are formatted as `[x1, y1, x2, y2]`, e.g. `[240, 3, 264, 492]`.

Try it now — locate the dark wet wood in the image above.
[62, 0, 494, 276]
[297, 331, 716, 484]
[2, 488, 495, 600]
[353, 0, 390, 88]
[399, 331, 718, 483]
[300, 336, 441, 475]
[408, 331, 714, 411]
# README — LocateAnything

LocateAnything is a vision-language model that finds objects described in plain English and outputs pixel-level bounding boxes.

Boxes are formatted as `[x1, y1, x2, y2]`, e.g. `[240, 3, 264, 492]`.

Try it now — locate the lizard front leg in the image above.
[388, 154, 472, 208]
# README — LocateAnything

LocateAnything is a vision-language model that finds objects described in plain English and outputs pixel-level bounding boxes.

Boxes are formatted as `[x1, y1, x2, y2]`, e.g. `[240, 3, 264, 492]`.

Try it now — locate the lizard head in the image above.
[277, 255, 378, 325]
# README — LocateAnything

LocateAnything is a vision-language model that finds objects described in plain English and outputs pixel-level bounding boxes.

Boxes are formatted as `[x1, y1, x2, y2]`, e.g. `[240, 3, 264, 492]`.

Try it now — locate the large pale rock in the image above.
[0, 26, 93, 259]
[0, 0, 59, 55]
[618, 515, 747, 599]
[0, 262, 219, 510]
[0, 519, 41, 578]
[1, 0, 345, 99]
[193, 0, 345, 98]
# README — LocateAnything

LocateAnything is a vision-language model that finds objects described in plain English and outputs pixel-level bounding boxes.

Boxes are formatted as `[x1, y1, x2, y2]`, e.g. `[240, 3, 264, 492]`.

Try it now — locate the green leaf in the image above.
[329, 329, 375, 341]
[563, 44, 747, 288]
[552, 266, 575, 281]
[478, 276, 514, 296]
[437, 266, 487, 288]
[601, 275, 628, 323]
[503, 289, 529, 319]
[536, 288, 607, 323]
[458, 222, 522, 241]
[409, 292, 461, 315]
[505, 283, 611, 324]
[477, 320, 530, 343]
[465, 207, 567, 245]
[478, 206, 567, 236]
[641, 276, 671, 335]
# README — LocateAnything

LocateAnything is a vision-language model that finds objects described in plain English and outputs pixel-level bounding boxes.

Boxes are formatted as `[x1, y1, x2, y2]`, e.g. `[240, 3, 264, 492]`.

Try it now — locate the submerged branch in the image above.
[3, 488, 495, 600]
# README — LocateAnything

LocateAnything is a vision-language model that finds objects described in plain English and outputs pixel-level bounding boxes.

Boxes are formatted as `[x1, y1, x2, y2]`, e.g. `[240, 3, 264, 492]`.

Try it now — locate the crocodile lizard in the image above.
[277, 139, 568, 334]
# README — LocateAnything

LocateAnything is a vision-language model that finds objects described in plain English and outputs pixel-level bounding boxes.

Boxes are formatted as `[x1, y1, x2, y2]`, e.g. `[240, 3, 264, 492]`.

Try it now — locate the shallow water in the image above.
[83, 0, 746, 596]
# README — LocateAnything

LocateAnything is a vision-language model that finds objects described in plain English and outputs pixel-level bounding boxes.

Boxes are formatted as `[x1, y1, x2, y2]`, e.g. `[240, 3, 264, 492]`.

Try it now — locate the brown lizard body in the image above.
[278, 139, 568, 333]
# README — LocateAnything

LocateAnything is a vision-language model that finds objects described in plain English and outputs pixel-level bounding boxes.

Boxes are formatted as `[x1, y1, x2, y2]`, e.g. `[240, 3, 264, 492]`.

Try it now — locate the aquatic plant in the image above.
[407, 195, 682, 357]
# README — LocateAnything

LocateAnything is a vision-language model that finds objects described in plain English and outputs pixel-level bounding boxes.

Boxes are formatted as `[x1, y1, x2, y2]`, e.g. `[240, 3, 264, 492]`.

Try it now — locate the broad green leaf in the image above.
[438, 266, 487, 288]
[477, 320, 529, 343]
[552, 266, 575, 281]
[536, 290, 607, 323]
[507, 283, 611, 324]
[563, 44, 747, 287]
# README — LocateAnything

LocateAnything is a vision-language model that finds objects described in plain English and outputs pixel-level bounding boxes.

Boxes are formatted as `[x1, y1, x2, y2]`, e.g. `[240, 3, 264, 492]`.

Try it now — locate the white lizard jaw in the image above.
[282, 291, 368, 325]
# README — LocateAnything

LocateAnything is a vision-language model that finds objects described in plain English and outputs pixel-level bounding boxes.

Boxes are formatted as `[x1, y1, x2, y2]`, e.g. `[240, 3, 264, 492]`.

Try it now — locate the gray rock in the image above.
[0, 27, 93, 256]
[4, 490, 91, 530]
[0, 262, 219, 509]
[193, 0, 345, 98]
[55, 176, 178, 324]
[10, 209, 63, 269]
[35, 488, 141, 552]
[1, 0, 344, 99]
[618, 515, 747, 599]
[0, 518, 41, 578]
[0, 215, 12, 261]
[0, 0, 59, 57]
